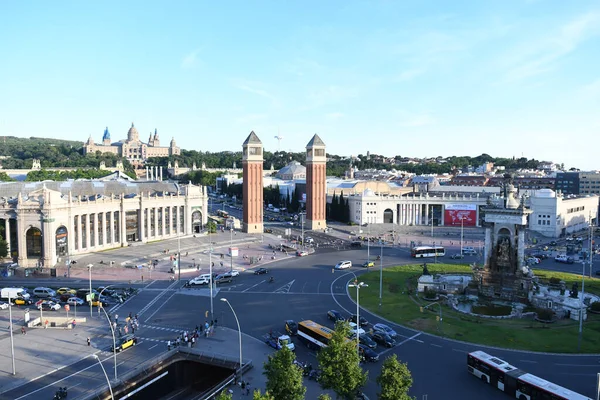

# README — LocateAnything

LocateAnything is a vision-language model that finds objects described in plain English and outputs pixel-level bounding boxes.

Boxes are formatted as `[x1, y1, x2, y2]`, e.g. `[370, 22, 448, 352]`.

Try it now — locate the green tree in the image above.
[318, 395, 332, 400]
[377, 354, 415, 400]
[317, 321, 367, 399]
[263, 346, 306, 400]
[252, 390, 275, 400]
[0, 172, 15, 182]
[207, 221, 217, 233]
[291, 189, 300, 213]
[214, 390, 233, 400]
[0, 238, 8, 258]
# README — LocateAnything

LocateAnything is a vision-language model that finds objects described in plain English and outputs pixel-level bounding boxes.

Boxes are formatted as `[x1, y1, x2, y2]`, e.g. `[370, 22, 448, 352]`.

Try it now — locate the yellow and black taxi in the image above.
[111, 334, 138, 352]
[12, 297, 33, 306]
[362, 261, 375, 268]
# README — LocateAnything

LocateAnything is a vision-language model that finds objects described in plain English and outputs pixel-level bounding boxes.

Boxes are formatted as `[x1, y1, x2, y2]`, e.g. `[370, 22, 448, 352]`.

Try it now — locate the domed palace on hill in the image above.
[83, 123, 180, 167]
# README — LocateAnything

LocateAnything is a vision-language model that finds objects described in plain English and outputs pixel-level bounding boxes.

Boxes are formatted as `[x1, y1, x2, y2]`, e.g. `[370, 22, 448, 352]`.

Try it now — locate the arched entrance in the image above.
[383, 209, 393, 224]
[55, 226, 68, 257]
[192, 211, 203, 233]
[26, 227, 43, 258]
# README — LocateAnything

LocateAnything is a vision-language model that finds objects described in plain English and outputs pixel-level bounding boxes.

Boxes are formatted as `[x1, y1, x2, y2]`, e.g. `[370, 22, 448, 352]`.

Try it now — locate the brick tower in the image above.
[242, 131, 264, 233]
[305, 134, 327, 230]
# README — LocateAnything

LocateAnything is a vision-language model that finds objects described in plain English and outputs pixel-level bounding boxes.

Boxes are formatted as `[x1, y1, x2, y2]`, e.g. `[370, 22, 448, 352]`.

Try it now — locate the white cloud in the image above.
[580, 78, 600, 98]
[504, 11, 600, 82]
[181, 49, 201, 69]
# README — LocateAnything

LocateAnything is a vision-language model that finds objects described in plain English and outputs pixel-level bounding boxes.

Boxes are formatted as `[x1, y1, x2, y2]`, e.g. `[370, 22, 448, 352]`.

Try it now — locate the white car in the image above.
[38, 301, 61, 311]
[230, 270, 240, 277]
[188, 277, 209, 286]
[0, 301, 9, 310]
[335, 261, 352, 270]
[349, 322, 365, 336]
[67, 297, 85, 306]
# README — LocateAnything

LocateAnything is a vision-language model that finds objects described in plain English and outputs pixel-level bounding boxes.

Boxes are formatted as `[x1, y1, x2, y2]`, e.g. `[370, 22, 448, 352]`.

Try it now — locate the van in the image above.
[33, 287, 56, 298]
[1, 287, 31, 301]
[462, 247, 477, 255]
[214, 274, 233, 284]
[199, 274, 213, 281]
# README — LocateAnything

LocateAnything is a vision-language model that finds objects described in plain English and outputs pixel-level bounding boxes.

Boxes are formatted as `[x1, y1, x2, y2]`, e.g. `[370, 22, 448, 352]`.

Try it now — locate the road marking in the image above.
[23, 351, 102, 386]
[137, 280, 179, 318]
[519, 360, 537, 364]
[555, 363, 600, 367]
[143, 289, 179, 322]
[430, 343, 443, 348]
[242, 280, 266, 292]
[397, 332, 423, 346]
[148, 344, 158, 350]
[274, 279, 296, 294]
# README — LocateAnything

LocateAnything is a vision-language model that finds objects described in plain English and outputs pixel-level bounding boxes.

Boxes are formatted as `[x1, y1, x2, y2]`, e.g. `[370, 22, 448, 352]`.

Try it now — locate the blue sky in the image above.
[1, 1, 599, 169]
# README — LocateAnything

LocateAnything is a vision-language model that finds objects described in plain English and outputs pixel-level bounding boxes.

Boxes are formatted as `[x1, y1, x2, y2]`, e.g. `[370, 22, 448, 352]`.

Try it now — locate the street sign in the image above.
[64, 304, 70, 312]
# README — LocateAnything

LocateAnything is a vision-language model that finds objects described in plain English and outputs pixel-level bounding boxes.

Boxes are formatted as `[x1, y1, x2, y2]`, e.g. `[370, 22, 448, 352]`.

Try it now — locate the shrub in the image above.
[536, 308, 554, 321]
[590, 302, 600, 312]
[388, 283, 400, 294]
[549, 277, 561, 285]
[424, 288, 437, 299]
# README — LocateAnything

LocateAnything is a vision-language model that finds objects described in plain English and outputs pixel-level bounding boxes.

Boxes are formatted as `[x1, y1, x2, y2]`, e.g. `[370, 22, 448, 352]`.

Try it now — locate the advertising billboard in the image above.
[444, 204, 477, 226]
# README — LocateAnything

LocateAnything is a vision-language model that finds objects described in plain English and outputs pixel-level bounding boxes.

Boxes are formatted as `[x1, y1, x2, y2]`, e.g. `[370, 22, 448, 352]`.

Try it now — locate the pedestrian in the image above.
[115, 314, 119, 324]
[246, 383, 250, 396]
[21, 326, 26, 335]
[167, 340, 171, 350]
[87, 337, 91, 346]
[124, 325, 129, 334]
[128, 312, 132, 319]
[72, 319, 76, 329]
[113, 321, 117, 331]
[118, 327, 122, 336]
[191, 336, 195, 347]
[205, 321, 209, 331]
[141, 275, 144, 282]
[44, 320, 49, 329]
[214, 318, 218, 326]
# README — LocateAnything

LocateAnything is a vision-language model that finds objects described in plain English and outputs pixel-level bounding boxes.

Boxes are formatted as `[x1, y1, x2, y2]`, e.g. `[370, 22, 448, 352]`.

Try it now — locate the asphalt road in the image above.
[3, 239, 599, 399]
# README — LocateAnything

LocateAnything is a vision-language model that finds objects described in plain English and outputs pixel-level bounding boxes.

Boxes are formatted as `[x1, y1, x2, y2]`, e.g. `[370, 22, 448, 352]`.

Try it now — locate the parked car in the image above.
[372, 332, 396, 348]
[67, 297, 84, 307]
[555, 255, 574, 264]
[348, 314, 369, 327]
[334, 261, 352, 270]
[188, 277, 209, 286]
[549, 241, 558, 246]
[358, 344, 379, 362]
[254, 268, 269, 275]
[214, 274, 233, 284]
[327, 310, 345, 322]
[56, 287, 76, 296]
[373, 323, 398, 338]
[285, 320, 298, 336]
[350, 241, 362, 248]
[349, 322, 366, 336]
[111, 334, 138, 352]
[362, 261, 375, 268]
[358, 333, 377, 349]
[33, 287, 56, 298]
[296, 251, 308, 257]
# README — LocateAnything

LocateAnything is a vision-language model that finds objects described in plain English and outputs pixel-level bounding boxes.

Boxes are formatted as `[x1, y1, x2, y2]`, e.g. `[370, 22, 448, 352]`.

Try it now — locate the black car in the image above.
[372, 332, 396, 348]
[254, 268, 268, 275]
[358, 344, 379, 362]
[358, 333, 377, 349]
[549, 241, 558, 246]
[327, 310, 345, 322]
[285, 320, 298, 336]
[348, 314, 369, 327]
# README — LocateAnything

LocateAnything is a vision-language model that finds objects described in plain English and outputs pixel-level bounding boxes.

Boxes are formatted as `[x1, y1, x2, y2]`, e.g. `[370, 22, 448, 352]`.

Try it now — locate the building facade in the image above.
[83, 124, 181, 167]
[0, 180, 208, 267]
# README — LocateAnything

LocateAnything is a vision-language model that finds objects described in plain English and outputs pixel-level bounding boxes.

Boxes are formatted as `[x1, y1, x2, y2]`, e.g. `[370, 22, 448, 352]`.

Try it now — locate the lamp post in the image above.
[98, 306, 118, 380]
[221, 298, 243, 384]
[209, 240, 214, 320]
[230, 227, 234, 273]
[460, 216, 465, 257]
[379, 239, 383, 308]
[8, 294, 15, 375]
[430, 206, 434, 238]
[93, 354, 115, 400]
[578, 258, 586, 352]
[301, 212, 305, 251]
[87, 264, 93, 318]
[177, 229, 181, 281]
[367, 223, 371, 261]
[348, 280, 368, 359]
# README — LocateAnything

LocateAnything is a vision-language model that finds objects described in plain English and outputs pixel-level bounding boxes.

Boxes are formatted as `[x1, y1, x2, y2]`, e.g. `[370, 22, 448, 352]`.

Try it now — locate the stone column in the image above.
[120, 203, 127, 247]
[146, 207, 151, 239]
[517, 228, 525, 271]
[42, 217, 54, 267]
[109, 211, 115, 245]
[84, 214, 90, 249]
[101, 212, 106, 247]
[152, 207, 158, 238]
[16, 212, 27, 266]
[4, 219, 11, 255]
[76, 215, 82, 251]
[68, 214, 75, 256]
[93, 213, 99, 247]
[139, 208, 145, 242]
[145, 167, 149, 181]
[160, 168, 163, 181]
[161, 207, 166, 236]
[440, 206, 445, 225]
[425, 204, 429, 226]
[484, 226, 492, 265]
[176, 206, 180, 235]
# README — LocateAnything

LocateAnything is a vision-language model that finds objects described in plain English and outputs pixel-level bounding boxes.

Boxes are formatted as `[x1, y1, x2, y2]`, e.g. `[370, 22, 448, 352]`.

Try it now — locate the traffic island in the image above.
[352, 264, 600, 353]
[26, 316, 87, 329]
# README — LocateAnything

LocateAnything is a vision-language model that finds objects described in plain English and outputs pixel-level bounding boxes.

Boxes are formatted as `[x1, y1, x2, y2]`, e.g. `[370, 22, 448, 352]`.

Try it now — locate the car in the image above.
[215, 274, 233, 284]
[450, 253, 464, 259]
[555, 255, 574, 264]
[254, 268, 268, 275]
[264, 228, 273, 233]
[220, 271, 239, 280]
[305, 237, 314, 244]
[285, 320, 298, 336]
[12, 297, 32, 306]
[372, 331, 396, 348]
[0, 301, 9, 310]
[348, 314, 369, 327]
[349, 322, 365, 336]
[91, 297, 112, 307]
[531, 252, 548, 260]
[350, 241, 362, 248]
[525, 257, 540, 265]
[358, 344, 379, 362]
[296, 251, 308, 257]
[327, 310, 345, 322]
[334, 261, 352, 270]
[358, 333, 377, 349]
[463, 249, 478, 255]
[111, 334, 138, 352]
[188, 277, 209, 286]
[549, 241, 558, 246]
[37, 301, 61, 311]
[56, 287, 76, 296]
[67, 297, 84, 307]
[97, 287, 117, 296]
[373, 323, 397, 338]
[362, 261, 375, 268]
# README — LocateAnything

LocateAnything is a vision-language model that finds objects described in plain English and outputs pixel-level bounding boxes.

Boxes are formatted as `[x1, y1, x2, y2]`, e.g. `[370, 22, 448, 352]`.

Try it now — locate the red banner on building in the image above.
[444, 204, 477, 226]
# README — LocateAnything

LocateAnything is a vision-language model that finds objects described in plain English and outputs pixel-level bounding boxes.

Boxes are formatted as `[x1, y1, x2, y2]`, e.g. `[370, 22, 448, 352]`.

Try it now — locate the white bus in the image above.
[467, 351, 591, 400]
[411, 246, 445, 258]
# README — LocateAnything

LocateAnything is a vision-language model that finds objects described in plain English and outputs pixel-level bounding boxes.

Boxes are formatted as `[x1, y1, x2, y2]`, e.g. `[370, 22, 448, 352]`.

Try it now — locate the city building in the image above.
[242, 131, 264, 233]
[275, 161, 306, 180]
[556, 171, 600, 196]
[0, 179, 208, 268]
[83, 123, 181, 167]
[528, 189, 598, 237]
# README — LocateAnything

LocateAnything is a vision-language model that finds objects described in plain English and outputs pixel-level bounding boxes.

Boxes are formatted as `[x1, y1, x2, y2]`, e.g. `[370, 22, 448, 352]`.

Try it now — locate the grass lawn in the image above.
[351, 264, 600, 353]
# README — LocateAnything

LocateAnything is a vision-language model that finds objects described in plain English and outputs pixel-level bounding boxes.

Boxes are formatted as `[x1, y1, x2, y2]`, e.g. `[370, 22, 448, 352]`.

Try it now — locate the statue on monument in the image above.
[497, 237, 511, 266]
[422, 263, 431, 276]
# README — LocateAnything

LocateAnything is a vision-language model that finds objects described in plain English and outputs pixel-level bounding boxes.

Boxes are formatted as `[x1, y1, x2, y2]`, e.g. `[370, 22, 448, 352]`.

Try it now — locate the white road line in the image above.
[242, 280, 266, 292]
[519, 360, 537, 364]
[555, 363, 600, 367]
[148, 344, 158, 350]
[397, 332, 422, 346]
[430, 343, 443, 348]
[25, 351, 101, 385]
[15, 353, 112, 399]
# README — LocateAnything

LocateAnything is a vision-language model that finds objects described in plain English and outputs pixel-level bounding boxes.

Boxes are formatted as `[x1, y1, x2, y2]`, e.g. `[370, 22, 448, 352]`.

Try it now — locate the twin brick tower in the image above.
[242, 131, 326, 234]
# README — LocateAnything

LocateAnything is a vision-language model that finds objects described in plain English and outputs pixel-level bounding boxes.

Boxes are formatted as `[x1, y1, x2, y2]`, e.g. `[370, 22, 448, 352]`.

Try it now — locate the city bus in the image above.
[467, 351, 591, 400]
[216, 210, 229, 219]
[298, 320, 334, 349]
[411, 246, 445, 258]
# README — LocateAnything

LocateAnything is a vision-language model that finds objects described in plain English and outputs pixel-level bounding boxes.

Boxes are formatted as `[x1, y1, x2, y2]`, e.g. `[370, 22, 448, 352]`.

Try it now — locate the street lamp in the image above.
[8, 294, 15, 375]
[87, 264, 93, 318]
[98, 306, 118, 380]
[367, 223, 371, 262]
[348, 280, 368, 359]
[379, 239, 383, 308]
[230, 226, 234, 273]
[221, 298, 243, 384]
[93, 354, 115, 400]
[460, 216, 465, 257]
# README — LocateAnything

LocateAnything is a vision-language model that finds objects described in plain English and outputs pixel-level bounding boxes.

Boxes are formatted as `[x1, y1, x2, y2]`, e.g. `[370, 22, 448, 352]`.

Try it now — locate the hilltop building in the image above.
[83, 123, 181, 167]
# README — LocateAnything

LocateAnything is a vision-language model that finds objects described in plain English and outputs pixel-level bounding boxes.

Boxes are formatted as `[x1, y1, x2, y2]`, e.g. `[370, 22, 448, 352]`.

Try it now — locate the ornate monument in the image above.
[476, 174, 534, 302]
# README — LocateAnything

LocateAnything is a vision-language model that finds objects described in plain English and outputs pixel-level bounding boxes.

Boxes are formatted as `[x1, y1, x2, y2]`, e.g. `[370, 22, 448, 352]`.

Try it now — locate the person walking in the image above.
[115, 314, 119, 324]
[72, 319, 76, 329]
[21, 326, 26, 335]
[167, 340, 171, 350]
[87, 337, 91, 346]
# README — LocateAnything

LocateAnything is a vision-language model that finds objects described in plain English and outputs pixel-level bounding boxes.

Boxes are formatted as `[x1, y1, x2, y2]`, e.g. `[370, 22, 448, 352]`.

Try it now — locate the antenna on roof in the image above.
[274, 128, 283, 152]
